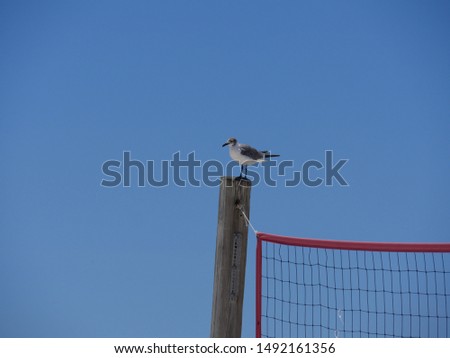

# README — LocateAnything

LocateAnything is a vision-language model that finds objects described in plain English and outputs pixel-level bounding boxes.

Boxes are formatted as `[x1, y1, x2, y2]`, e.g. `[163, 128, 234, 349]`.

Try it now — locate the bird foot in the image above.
[234, 175, 250, 182]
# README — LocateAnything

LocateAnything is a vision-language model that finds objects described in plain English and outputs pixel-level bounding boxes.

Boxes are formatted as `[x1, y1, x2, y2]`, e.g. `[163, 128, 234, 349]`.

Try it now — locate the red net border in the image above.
[255, 232, 450, 338]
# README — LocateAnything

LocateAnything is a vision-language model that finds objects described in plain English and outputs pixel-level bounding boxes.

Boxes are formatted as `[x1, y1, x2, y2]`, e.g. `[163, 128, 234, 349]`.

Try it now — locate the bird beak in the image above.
[222, 142, 230, 147]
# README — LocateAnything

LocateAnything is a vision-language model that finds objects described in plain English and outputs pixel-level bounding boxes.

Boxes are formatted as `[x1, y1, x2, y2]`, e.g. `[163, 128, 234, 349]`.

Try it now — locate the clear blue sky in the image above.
[1, 0, 449, 337]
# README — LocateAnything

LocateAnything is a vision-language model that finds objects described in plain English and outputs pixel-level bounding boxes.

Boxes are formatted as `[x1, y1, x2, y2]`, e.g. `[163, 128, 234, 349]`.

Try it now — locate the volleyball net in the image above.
[256, 232, 450, 338]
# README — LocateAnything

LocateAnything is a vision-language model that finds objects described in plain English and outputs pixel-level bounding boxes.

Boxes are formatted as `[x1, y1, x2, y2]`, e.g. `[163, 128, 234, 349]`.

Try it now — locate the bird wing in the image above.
[239, 144, 264, 161]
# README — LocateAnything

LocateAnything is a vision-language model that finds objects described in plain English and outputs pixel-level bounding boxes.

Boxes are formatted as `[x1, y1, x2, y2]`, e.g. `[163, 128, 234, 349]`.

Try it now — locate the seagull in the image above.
[222, 137, 280, 179]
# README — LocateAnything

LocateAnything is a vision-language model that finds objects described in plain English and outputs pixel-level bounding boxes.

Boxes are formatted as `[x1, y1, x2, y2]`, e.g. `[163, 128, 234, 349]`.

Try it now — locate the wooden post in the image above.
[210, 176, 252, 337]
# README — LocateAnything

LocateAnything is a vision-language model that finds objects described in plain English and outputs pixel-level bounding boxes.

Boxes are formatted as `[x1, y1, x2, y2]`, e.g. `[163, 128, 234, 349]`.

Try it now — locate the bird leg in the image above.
[234, 165, 243, 180]
[235, 165, 250, 181]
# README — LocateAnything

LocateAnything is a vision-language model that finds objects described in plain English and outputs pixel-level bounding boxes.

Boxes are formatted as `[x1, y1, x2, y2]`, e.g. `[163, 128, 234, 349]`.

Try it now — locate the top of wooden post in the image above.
[220, 176, 252, 188]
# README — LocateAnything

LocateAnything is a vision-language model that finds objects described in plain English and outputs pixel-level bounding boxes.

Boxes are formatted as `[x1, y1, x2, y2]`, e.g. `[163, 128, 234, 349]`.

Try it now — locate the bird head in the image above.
[222, 137, 237, 147]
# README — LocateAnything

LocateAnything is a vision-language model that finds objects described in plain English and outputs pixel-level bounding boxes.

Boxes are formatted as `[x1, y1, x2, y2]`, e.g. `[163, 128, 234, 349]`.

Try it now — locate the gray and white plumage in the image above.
[222, 137, 279, 177]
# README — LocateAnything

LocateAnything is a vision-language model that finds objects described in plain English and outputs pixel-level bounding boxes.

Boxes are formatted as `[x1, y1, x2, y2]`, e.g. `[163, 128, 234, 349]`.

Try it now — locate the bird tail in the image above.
[262, 151, 280, 158]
